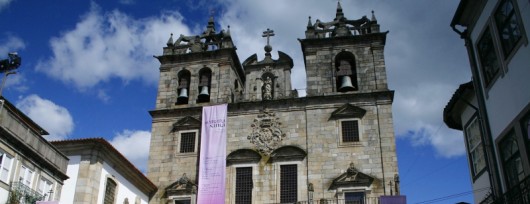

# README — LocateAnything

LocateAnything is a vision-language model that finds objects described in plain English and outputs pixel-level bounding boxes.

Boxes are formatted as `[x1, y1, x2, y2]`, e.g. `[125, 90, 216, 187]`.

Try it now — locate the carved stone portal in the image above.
[247, 109, 286, 155]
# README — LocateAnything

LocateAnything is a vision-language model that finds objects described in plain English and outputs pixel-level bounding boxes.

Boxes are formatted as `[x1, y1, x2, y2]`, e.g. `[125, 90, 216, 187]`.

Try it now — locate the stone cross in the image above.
[262, 28, 275, 46]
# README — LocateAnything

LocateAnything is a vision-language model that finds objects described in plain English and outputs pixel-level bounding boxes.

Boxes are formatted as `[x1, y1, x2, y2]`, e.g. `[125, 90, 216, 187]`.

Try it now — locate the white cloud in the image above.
[16, 95, 74, 141]
[215, 0, 469, 157]
[0, 0, 13, 11]
[36, 3, 192, 91]
[109, 130, 151, 172]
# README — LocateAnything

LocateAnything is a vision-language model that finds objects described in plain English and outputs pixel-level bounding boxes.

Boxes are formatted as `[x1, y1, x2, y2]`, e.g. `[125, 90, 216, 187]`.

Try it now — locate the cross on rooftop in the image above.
[262, 28, 275, 46]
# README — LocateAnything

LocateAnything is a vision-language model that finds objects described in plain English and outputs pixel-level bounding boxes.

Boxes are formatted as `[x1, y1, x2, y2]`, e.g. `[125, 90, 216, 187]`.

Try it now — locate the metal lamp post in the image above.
[0, 52, 22, 96]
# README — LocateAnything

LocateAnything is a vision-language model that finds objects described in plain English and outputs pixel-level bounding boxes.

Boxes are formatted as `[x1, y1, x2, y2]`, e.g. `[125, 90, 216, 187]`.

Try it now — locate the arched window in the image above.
[261, 73, 275, 100]
[197, 68, 212, 103]
[177, 70, 191, 105]
[104, 178, 117, 204]
[335, 52, 357, 92]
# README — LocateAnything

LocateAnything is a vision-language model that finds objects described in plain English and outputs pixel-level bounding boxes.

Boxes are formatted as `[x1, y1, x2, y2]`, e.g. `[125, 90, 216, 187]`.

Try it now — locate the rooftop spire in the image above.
[371, 10, 377, 22]
[336, 1, 344, 19]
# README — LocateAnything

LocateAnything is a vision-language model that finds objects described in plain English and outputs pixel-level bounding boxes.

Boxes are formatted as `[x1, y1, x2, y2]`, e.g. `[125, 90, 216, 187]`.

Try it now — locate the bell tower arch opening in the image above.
[335, 51, 357, 92]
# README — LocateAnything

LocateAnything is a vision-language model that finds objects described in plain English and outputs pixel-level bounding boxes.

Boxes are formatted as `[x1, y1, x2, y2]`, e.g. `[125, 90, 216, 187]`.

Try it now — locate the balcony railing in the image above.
[8, 182, 45, 204]
[269, 197, 380, 204]
[490, 175, 530, 204]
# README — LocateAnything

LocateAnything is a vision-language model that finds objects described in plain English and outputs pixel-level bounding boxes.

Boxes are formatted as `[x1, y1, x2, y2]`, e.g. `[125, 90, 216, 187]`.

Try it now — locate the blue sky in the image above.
[0, 0, 474, 203]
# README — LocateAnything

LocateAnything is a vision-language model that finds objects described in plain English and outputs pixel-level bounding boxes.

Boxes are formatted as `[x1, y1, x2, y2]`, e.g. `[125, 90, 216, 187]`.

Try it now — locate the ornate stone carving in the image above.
[247, 109, 286, 155]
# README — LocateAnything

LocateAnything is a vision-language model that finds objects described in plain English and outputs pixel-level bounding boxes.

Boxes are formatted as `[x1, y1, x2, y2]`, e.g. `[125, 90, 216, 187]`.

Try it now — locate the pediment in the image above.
[165, 174, 196, 197]
[269, 146, 307, 163]
[227, 149, 262, 165]
[329, 163, 375, 190]
[172, 116, 201, 132]
[329, 104, 367, 120]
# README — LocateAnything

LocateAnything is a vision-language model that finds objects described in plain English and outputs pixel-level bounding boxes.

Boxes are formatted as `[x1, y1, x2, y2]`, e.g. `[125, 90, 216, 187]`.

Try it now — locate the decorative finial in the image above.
[307, 16, 313, 28]
[371, 10, 377, 22]
[167, 33, 174, 46]
[262, 28, 275, 53]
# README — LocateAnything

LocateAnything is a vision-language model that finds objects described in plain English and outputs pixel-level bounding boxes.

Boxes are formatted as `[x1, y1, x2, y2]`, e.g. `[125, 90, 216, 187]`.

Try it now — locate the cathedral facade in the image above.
[147, 3, 399, 204]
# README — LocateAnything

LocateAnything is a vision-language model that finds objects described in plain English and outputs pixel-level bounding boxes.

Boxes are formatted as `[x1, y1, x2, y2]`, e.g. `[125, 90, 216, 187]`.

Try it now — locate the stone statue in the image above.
[177, 173, 189, 185]
[262, 76, 273, 100]
[346, 162, 358, 181]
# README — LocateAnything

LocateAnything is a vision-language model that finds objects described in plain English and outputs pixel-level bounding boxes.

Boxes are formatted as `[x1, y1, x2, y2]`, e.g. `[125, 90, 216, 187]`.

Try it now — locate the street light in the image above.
[0, 52, 21, 96]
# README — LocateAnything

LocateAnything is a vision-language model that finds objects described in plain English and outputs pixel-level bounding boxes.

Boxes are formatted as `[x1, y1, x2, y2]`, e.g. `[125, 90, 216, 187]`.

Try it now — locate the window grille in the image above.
[104, 178, 117, 204]
[180, 132, 196, 153]
[280, 164, 297, 203]
[236, 167, 252, 204]
[342, 120, 360, 142]
[345, 192, 365, 204]
[174, 199, 191, 204]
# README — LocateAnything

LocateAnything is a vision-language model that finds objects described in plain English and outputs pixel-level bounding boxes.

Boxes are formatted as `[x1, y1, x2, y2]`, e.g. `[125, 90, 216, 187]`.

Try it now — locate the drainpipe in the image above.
[451, 25, 503, 199]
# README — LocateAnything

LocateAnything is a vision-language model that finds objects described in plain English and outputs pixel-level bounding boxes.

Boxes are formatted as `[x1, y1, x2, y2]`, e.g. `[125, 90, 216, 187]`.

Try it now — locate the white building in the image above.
[445, 0, 530, 203]
[52, 138, 157, 204]
[0, 97, 69, 204]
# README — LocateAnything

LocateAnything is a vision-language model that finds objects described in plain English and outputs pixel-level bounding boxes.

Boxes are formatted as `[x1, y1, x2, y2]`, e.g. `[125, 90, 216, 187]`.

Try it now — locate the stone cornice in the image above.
[149, 90, 394, 118]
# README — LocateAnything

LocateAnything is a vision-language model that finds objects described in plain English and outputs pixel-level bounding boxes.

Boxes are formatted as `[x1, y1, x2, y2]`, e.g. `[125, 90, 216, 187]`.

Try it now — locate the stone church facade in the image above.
[147, 3, 399, 204]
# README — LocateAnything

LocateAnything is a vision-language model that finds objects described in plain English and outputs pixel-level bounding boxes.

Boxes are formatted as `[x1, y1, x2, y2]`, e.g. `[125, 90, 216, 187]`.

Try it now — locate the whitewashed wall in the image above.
[59, 156, 81, 204]
[96, 162, 149, 204]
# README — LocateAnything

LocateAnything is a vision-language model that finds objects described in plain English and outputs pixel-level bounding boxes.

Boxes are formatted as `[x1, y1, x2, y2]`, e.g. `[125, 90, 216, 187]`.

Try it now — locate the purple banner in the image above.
[197, 104, 227, 204]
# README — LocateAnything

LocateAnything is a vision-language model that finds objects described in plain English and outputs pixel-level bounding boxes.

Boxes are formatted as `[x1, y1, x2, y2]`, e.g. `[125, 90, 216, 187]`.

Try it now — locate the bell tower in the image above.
[300, 2, 388, 96]
[153, 16, 245, 109]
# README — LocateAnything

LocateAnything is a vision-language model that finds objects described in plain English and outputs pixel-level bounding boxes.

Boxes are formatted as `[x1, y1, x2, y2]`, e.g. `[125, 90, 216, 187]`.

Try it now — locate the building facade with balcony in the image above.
[445, 0, 530, 203]
[0, 97, 69, 203]
[51, 138, 157, 204]
[147, 2, 402, 204]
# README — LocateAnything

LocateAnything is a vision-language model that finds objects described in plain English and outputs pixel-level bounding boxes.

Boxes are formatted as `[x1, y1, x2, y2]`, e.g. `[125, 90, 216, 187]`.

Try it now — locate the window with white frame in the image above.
[477, 27, 501, 87]
[500, 132, 525, 189]
[0, 150, 13, 183]
[19, 165, 34, 187]
[494, 0, 523, 58]
[38, 177, 53, 200]
[465, 117, 486, 176]
[340, 119, 361, 143]
[179, 131, 198, 153]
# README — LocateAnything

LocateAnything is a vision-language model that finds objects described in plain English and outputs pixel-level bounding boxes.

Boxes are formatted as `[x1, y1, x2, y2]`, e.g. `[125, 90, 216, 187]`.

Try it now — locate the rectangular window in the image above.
[0, 151, 13, 183]
[19, 165, 34, 187]
[235, 167, 252, 204]
[477, 28, 501, 86]
[180, 132, 196, 153]
[342, 120, 360, 142]
[495, 0, 522, 57]
[465, 118, 486, 176]
[500, 132, 525, 188]
[104, 178, 117, 204]
[345, 192, 365, 204]
[38, 177, 53, 195]
[280, 164, 297, 203]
